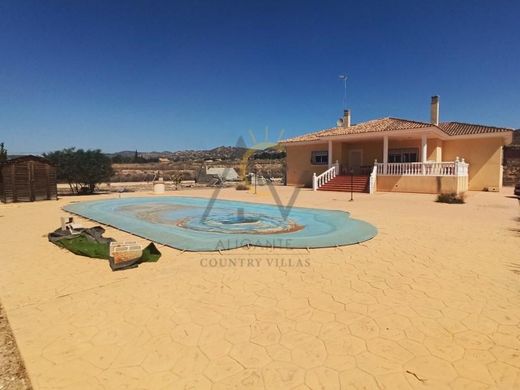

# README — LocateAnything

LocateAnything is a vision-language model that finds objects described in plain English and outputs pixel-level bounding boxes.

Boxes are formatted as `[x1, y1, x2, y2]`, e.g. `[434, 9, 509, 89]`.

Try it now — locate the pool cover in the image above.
[64, 196, 377, 251]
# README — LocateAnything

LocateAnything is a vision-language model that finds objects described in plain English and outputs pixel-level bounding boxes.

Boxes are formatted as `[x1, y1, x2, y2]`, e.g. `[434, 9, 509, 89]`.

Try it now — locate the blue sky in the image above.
[1, 1, 519, 154]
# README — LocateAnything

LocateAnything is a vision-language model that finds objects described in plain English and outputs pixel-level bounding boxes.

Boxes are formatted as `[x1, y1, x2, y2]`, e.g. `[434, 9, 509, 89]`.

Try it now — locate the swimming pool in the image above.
[64, 196, 377, 251]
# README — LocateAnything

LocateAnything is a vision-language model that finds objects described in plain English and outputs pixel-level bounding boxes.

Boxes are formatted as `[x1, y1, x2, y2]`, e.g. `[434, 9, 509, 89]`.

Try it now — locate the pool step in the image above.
[318, 175, 369, 193]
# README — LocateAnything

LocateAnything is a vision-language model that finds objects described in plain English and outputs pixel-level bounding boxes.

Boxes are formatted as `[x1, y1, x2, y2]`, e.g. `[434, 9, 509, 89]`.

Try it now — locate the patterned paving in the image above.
[0, 187, 519, 389]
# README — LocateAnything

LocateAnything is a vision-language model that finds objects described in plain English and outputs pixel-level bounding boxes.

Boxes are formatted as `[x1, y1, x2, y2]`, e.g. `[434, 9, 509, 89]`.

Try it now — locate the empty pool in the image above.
[64, 196, 377, 251]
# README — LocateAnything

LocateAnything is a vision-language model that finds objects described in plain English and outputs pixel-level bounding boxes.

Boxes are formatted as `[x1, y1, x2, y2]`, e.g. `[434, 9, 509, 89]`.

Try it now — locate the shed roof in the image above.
[1, 155, 54, 166]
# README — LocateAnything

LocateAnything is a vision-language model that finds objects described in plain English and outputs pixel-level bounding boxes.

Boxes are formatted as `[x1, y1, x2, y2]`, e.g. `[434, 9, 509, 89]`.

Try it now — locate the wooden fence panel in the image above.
[1, 158, 57, 203]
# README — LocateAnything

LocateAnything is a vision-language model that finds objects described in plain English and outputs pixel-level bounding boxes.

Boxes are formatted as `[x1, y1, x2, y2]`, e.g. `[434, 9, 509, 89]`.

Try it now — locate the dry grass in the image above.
[436, 192, 466, 204]
[0, 303, 31, 390]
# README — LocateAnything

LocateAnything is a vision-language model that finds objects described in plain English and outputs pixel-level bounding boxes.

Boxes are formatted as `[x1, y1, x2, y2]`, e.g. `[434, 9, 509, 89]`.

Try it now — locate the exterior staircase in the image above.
[317, 175, 370, 193]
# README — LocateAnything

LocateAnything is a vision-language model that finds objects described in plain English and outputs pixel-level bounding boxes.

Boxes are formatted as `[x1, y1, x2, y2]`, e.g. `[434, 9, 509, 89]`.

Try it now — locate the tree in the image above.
[0, 142, 7, 162]
[111, 154, 124, 164]
[44, 148, 114, 194]
[168, 171, 184, 190]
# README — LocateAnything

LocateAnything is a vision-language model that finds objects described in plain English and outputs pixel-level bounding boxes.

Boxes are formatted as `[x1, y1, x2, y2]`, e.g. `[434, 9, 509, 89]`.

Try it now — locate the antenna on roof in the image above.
[339, 74, 348, 109]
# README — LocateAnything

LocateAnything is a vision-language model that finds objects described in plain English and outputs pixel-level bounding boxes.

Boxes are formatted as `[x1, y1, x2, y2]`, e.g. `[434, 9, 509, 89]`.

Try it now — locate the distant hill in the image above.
[108, 145, 284, 162]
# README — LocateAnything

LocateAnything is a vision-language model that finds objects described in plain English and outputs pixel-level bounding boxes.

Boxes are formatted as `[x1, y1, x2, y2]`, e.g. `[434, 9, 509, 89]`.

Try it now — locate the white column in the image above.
[421, 134, 428, 175]
[421, 134, 428, 162]
[328, 140, 332, 168]
[383, 135, 388, 174]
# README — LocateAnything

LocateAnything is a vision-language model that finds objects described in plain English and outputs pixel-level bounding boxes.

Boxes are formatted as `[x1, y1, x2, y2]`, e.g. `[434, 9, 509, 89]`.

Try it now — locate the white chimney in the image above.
[343, 109, 351, 128]
[431, 96, 440, 125]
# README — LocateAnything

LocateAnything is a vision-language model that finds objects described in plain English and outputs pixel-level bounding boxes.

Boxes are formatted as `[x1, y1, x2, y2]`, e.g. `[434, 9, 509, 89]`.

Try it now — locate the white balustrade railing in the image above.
[454, 158, 469, 176]
[311, 158, 469, 193]
[312, 163, 338, 191]
[369, 164, 377, 194]
[376, 158, 469, 177]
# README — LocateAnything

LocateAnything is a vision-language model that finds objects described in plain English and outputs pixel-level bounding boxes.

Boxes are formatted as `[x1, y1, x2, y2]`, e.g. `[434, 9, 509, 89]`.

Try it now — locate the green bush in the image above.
[235, 183, 250, 191]
[436, 192, 465, 204]
[44, 148, 114, 194]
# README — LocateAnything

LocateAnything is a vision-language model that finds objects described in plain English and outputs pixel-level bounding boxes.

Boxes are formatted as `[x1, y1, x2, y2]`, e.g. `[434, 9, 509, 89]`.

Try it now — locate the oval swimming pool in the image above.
[64, 196, 377, 251]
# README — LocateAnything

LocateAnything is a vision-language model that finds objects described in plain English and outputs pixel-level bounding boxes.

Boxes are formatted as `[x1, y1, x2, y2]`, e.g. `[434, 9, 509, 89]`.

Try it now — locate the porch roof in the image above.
[282, 117, 514, 144]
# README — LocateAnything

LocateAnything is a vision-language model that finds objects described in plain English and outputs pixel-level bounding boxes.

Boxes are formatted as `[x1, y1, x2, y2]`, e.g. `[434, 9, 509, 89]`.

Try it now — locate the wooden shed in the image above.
[0, 156, 57, 203]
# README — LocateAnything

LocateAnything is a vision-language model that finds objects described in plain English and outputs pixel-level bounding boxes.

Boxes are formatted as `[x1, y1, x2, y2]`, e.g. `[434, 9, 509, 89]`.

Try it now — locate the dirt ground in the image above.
[0, 303, 31, 390]
[0, 187, 519, 388]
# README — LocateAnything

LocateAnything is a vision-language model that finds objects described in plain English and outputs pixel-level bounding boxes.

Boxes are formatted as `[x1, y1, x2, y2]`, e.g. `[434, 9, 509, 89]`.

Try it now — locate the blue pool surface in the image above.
[64, 196, 377, 251]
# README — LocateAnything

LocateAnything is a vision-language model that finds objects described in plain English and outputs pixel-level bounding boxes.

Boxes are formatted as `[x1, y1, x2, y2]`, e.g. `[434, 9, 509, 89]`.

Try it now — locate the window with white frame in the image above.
[311, 151, 328, 165]
[388, 148, 419, 163]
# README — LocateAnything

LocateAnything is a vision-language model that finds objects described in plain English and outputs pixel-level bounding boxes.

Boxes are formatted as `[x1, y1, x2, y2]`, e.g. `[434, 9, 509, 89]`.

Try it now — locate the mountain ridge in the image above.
[108, 145, 283, 162]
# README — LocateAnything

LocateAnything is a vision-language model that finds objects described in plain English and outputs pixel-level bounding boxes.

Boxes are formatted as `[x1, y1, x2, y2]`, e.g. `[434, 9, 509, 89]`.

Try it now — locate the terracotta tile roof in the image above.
[282, 117, 432, 143]
[282, 117, 514, 143]
[437, 122, 513, 136]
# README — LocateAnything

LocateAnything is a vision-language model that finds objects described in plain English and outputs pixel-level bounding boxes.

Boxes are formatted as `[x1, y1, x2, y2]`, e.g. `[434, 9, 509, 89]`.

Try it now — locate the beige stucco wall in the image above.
[340, 138, 445, 165]
[377, 175, 463, 194]
[388, 139, 420, 151]
[285, 136, 506, 191]
[428, 138, 442, 162]
[442, 137, 504, 191]
[331, 142, 343, 165]
[340, 138, 444, 164]
[341, 140, 383, 166]
[285, 143, 328, 187]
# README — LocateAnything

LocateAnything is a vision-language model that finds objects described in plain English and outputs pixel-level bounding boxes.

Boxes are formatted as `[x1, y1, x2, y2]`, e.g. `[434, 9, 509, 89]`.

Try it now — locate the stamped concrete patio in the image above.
[0, 187, 519, 389]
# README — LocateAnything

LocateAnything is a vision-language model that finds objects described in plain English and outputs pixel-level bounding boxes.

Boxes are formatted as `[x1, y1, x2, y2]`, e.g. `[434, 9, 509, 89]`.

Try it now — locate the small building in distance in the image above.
[0, 155, 57, 203]
[197, 166, 239, 184]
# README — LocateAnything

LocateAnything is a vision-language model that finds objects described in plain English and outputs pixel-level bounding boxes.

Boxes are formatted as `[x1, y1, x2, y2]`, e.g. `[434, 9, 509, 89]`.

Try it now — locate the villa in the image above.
[282, 96, 514, 194]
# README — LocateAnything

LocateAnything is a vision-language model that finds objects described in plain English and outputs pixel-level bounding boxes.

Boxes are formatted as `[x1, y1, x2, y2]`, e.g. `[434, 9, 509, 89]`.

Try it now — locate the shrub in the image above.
[235, 183, 250, 191]
[44, 148, 113, 194]
[436, 192, 465, 204]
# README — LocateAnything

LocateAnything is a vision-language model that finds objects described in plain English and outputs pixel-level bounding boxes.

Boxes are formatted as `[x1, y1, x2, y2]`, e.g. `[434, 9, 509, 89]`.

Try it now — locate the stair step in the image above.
[321, 187, 367, 190]
[320, 188, 367, 190]
[325, 181, 368, 184]
[320, 184, 367, 187]
[319, 188, 368, 193]
[322, 182, 368, 185]
[323, 182, 368, 185]
[317, 175, 370, 193]
[321, 184, 368, 187]
[323, 186, 367, 189]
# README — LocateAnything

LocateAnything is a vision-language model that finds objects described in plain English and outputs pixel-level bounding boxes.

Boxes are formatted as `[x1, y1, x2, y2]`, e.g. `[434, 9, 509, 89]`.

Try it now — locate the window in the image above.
[389, 148, 418, 163]
[311, 151, 328, 165]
